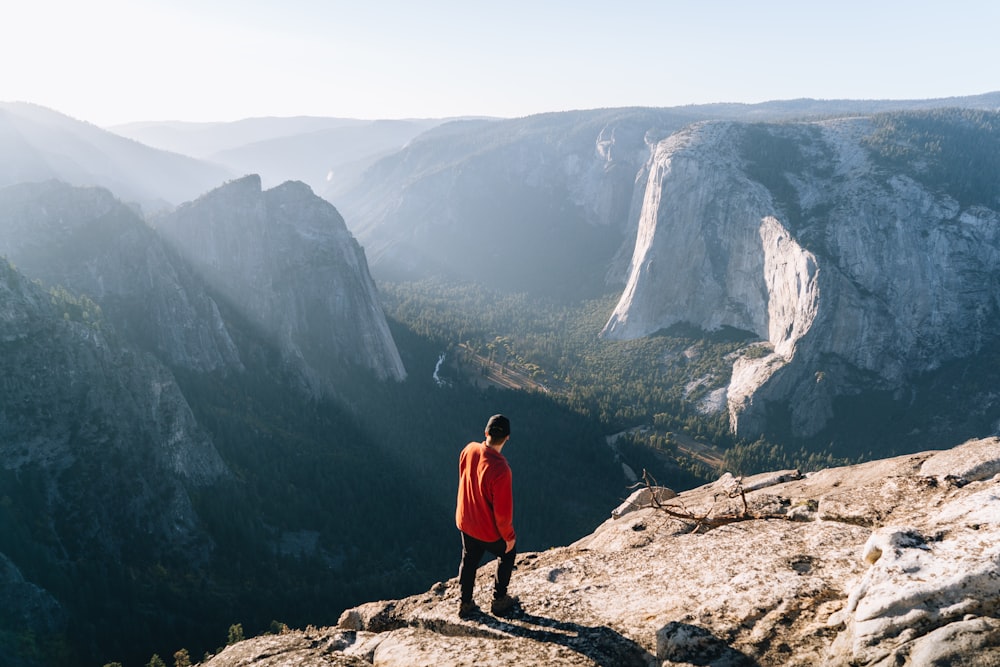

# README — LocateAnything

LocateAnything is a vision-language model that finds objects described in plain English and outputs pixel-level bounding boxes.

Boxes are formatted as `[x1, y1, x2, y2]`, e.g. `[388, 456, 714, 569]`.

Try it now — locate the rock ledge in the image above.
[201, 437, 1000, 666]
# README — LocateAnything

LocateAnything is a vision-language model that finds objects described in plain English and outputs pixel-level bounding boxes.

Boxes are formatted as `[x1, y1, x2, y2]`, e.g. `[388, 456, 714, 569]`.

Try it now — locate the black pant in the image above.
[458, 532, 516, 604]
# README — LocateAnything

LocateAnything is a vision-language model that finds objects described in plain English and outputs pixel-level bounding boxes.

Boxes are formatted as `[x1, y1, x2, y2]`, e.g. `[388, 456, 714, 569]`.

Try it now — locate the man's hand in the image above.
[505, 538, 516, 553]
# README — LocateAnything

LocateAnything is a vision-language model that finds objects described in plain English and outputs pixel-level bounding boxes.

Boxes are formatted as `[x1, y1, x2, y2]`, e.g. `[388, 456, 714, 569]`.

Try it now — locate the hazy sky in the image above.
[3, 0, 998, 126]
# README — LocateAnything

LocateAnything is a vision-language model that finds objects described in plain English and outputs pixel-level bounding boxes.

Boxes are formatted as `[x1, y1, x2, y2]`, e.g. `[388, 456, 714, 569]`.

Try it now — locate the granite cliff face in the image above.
[0, 177, 407, 388]
[328, 103, 1000, 443]
[603, 113, 1000, 438]
[199, 436, 1000, 667]
[155, 175, 406, 392]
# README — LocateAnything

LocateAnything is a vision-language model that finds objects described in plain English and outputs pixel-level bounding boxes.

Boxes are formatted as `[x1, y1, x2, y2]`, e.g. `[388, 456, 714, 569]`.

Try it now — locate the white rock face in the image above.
[603, 118, 1000, 437]
[200, 437, 1000, 667]
[157, 175, 406, 391]
[604, 123, 774, 340]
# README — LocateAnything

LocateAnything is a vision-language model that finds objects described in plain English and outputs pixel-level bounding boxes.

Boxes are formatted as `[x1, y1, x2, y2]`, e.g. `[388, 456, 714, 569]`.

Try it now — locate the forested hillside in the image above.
[379, 274, 1000, 477]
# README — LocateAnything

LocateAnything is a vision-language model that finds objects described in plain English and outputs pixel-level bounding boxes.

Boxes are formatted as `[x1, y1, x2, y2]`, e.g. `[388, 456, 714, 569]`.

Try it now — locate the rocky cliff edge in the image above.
[199, 437, 1000, 666]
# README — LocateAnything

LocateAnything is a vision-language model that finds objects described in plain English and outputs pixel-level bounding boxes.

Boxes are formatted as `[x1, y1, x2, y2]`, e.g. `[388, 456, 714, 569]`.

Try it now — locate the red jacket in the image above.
[455, 441, 515, 544]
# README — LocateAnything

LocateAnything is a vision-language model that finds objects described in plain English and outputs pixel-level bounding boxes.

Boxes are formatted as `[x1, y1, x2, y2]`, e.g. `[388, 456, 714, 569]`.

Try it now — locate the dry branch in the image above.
[638, 469, 787, 533]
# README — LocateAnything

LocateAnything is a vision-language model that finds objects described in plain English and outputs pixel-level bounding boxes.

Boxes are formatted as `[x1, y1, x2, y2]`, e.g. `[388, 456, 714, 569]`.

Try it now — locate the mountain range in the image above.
[604, 111, 1000, 441]
[322, 94, 1000, 451]
[330, 94, 1000, 296]
[0, 102, 233, 211]
[2, 92, 1000, 665]
[0, 173, 413, 665]
[111, 116, 447, 196]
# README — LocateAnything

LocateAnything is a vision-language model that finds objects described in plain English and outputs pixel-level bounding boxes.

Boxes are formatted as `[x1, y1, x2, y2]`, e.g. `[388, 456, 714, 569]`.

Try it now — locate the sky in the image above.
[2, 0, 998, 127]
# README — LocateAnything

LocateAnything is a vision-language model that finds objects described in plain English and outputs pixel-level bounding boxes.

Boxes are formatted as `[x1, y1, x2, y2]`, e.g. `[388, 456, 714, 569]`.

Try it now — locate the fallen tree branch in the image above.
[637, 469, 788, 533]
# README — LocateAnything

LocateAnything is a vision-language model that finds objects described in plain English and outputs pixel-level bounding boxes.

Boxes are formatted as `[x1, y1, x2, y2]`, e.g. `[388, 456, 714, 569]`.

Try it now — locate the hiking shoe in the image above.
[490, 594, 518, 616]
[458, 600, 480, 619]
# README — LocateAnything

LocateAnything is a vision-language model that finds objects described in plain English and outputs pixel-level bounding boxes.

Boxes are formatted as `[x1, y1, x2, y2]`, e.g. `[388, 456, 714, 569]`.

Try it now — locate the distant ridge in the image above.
[0, 102, 233, 210]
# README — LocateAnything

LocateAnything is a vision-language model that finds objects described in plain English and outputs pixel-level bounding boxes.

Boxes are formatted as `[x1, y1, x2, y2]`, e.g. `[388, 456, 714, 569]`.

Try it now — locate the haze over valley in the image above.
[3, 90, 1000, 666]
[3, 3, 1000, 665]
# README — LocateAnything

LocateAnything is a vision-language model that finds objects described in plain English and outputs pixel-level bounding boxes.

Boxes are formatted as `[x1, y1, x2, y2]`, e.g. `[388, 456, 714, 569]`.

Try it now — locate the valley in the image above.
[2, 95, 1000, 666]
[447, 342, 725, 470]
[447, 342, 556, 394]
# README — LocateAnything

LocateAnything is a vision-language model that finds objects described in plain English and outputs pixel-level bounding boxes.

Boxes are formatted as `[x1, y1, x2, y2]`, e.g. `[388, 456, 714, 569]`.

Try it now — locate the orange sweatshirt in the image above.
[455, 441, 515, 544]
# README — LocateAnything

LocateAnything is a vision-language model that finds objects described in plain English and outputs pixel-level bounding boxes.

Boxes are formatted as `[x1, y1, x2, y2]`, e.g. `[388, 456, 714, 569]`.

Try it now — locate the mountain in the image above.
[0, 258, 227, 666]
[603, 109, 1000, 441]
[335, 109, 695, 298]
[200, 436, 1000, 667]
[110, 116, 446, 199]
[0, 182, 242, 663]
[323, 96, 1000, 451]
[211, 119, 444, 194]
[0, 180, 242, 372]
[332, 94, 1000, 300]
[0, 178, 418, 664]
[0, 176, 405, 389]
[109, 116, 369, 158]
[0, 103, 233, 210]
[153, 175, 406, 392]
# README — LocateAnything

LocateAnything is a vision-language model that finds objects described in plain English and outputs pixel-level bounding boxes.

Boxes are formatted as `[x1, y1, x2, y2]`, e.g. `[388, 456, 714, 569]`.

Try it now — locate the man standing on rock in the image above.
[455, 414, 518, 618]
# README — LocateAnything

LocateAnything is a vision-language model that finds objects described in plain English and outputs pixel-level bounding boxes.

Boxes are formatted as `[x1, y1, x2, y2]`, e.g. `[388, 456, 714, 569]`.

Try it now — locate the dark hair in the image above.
[486, 414, 510, 440]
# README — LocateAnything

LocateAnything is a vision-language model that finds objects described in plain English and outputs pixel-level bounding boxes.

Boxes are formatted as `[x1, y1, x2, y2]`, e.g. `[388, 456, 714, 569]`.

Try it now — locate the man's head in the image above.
[485, 414, 510, 445]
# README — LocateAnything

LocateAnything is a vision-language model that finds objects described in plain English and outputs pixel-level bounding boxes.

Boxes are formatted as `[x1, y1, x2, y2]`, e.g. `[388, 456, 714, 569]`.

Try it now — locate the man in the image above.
[455, 413, 518, 618]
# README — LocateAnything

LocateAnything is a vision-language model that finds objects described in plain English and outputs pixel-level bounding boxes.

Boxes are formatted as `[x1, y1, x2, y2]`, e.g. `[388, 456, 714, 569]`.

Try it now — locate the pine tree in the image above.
[227, 623, 245, 645]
